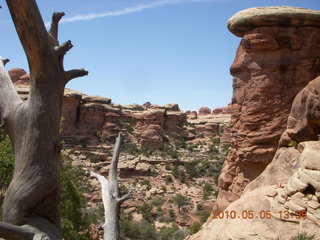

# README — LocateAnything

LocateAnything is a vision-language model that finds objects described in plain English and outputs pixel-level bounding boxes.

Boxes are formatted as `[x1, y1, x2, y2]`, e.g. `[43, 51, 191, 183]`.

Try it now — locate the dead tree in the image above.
[90, 133, 131, 240]
[0, 1, 87, 239]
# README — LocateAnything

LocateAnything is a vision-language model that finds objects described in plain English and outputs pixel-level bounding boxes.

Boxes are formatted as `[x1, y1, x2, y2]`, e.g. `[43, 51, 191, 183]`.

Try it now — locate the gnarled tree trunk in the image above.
[0, 1, 87, 239]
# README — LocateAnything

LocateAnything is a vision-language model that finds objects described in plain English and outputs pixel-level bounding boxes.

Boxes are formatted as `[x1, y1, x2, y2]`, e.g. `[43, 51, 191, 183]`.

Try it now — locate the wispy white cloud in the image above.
[46, 0, 216, 26]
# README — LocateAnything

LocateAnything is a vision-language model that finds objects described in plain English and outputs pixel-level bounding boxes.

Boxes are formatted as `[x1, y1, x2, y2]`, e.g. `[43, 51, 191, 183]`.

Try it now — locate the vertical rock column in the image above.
[216, 6, 320, 210]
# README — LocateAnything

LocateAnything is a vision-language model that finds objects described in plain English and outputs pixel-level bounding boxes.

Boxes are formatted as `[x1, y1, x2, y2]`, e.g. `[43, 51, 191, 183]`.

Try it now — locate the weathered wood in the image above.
[90, 133, 131, 240]
[0, 0, 87, 239]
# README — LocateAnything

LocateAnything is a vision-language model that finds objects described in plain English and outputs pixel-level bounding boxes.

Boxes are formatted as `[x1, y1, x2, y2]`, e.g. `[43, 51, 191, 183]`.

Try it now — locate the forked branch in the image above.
[49, 12, 65, 41]
[89, 133, 131, 240]
[55, 40, 73, 57]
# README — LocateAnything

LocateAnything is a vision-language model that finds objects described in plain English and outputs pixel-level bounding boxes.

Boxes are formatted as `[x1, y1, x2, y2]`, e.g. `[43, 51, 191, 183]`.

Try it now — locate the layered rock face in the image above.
[9, 68, 231, 147]
[189, 7, 320, 239]
[216, 6, 320, 210]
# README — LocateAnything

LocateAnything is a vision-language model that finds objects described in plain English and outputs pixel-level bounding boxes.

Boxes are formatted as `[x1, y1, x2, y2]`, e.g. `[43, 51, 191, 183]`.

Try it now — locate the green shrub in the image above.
[120, 216, 158, 240]
[202, 183, 214, 200]
[184, 160, 199, 179]
[119, 117, 136, 133]
[137, 203, 153, 222]
[60, 158, 102, 240]
[288, 140, 298, 147]
[151, 196, 165, 207]
[158, 214, 175, 223]
[171, 166, 186, 183]
[172, 193, 188, 213]
[166, 175, 173, 184]
[169, 133, 186, 149]
[197, 211, 210, 224]
[168, 208, 175, 217]
[290, 232, 315, 240]
[140, 179, 152, 190]
[159, 143, 179, 159]
[188, 221, 201, 235]
[0, 129, 14, 199]
[121, 142, 140, 155]
[159, 223, 179, 240]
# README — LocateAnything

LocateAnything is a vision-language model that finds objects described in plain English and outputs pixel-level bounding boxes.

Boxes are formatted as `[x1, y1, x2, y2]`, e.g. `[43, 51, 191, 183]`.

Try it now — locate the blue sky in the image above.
[0, 0, 319, 111]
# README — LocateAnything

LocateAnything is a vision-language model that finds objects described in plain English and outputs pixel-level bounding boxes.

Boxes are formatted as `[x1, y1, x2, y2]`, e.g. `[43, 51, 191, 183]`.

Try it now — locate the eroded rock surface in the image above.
[189, 141, 320, 240]
[216, 6, 320, 210]
[279, 76, 320, 147]
[9, 70, 230, 147]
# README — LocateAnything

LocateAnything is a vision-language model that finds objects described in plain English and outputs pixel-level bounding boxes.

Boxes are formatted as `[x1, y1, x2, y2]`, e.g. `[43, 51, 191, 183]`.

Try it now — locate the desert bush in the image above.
[172, 193, 188, 213]
[290, 232, 315, 240]
[202, 183, 214, 199]
[197, 211, 210, 224]
[159, 223, 179, 240]
[166, 175, 173, 184]
[120, 214, 158, 240]
[151, 196, 165, 207]
[169, 132, 186, 149]
[60, 157, 102, 240]
[0, 129, 14, 198]
[137, 203, 153, 222]
[188, 221, 201, 235]
[140, 179, 152, 190]
[119, 117, 136, 133]
[158, 214, 175, 223]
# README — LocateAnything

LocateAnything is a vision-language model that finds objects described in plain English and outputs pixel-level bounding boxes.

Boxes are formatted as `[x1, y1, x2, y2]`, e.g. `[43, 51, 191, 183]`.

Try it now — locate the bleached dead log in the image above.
[90, 133, 131, 240]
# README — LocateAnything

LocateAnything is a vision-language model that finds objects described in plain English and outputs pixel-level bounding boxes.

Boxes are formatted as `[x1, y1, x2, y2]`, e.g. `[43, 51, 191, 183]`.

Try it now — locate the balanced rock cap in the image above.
[228, 6, 320, 37]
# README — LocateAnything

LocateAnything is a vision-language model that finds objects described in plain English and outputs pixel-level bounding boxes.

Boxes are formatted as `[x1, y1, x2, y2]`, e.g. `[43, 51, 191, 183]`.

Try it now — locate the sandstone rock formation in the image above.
[198, 107, 211, 115]
[9, 69, 230, 148]
[7, 68, 29, 85]
[187, 112, 231, 143]
[189, 140, 320, 240]
[216, 6, 320, 210]
[279, 76, 320, 147]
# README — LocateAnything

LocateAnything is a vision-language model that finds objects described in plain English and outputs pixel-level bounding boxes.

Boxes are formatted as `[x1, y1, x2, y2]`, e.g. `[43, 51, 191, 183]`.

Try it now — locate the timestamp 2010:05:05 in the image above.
[212, 210, 307, 220]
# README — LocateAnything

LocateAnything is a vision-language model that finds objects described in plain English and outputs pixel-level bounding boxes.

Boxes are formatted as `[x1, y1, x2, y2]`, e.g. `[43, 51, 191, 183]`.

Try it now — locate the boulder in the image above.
[199, 107, 211, 115]
[279, 76, 320, 147]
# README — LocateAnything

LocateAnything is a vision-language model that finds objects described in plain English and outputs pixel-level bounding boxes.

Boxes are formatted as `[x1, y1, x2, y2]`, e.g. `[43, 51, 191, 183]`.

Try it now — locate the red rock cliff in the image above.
[216, 6, 320, 210]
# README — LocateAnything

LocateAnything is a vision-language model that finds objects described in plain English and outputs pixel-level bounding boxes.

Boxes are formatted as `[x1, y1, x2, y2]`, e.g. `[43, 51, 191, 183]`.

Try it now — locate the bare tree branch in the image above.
[55, 40, 73, 57]
[117, 190, 131, 204]
[0, 61, 23, 132]
[64, 68, 88, 83]
[89, 133, 131, 240]
[49, 12, 65, 41]
[109, 133, 123, 192]
[0, 222, 35, 240]
[6, 0, 54, 80]
[1, 57, 9, 66]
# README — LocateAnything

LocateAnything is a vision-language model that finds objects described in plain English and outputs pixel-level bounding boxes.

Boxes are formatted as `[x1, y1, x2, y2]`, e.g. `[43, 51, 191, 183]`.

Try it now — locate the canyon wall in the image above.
[215, 6, 320, 210]
[9, 69, 231, 147]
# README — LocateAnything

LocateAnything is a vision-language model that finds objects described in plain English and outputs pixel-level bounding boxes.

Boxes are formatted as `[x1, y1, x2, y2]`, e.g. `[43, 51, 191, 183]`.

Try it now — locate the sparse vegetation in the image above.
[140, 179, 152, 190]
[169, 132, 186, 149]
[290, 232, 315, 240]
[119, 117, 136, 133]
[202, 183, 214, 199]
[120, 212, 158, 240]
[288, 140, 298, 147]
[0, 129, 14, 199]
[151, 196, 165, 208]
[137, 203, 154, 222]
[60, 157, 101, 240]
[188, 221, 202, 235]
[172, 193, 189, 213]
